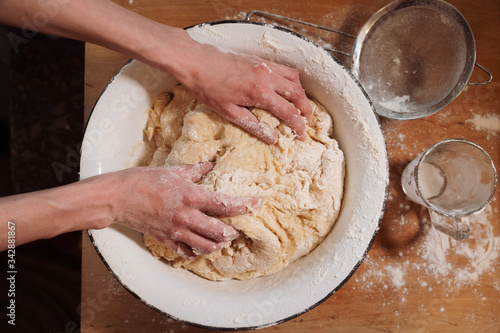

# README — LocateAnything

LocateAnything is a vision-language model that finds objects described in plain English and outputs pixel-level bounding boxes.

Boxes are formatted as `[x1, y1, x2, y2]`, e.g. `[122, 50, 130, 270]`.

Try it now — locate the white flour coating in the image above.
[421, 207, 499, 283]
[377, 94, 412, 113]
[354, 205, 499, 295]
[143, 85, 345, 281]
[466, 113, 500, 135]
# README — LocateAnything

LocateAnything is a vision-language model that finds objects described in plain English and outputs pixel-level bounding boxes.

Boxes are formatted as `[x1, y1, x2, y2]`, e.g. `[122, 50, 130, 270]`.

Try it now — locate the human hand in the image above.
[170, 39, 312, 144]
[109, 162, 263, 260]
[0, 0, 310, 144]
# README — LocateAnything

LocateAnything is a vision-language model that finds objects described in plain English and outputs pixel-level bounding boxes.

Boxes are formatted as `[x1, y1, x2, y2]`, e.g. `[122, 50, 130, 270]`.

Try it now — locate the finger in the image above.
[162, 239, 198, 260]
[219, 104, 278, 144]
[170, 223, 226, 256]
[277, 87, 313, 121]
[292, 92, 313, 121]
[259, 93, 308, 141]
[179, 207, 242, 242]
[169, 162, 215, 182]
[266, 62, 313, 120]
[185, 189, 264, 217]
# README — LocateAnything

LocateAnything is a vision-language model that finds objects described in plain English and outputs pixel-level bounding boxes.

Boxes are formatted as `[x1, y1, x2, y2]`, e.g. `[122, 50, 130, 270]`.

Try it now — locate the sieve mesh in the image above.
[356, 5, 469, 118]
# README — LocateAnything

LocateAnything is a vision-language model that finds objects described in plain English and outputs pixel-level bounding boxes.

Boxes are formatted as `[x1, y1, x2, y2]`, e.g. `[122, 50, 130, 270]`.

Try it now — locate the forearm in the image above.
[0, 0, 197, 80]
[0, 176, 113, 251]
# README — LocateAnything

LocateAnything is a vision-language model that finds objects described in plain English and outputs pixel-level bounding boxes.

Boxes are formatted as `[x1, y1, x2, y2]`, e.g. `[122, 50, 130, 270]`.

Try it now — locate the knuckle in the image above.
[172, 209, 190, 227]
[292, 71, 301, 82]
[286, 68, 300, 81]
[288, 85, 304, 99]
[182, 192, 202, 207]
[251, 84, 267, 98]
[277, 102, 300, 120]
[253, 63, 270, 75]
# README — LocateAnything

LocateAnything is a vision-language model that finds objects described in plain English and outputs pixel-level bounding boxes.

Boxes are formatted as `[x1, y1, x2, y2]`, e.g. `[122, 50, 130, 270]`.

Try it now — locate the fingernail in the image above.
[247, 197, 265, 212]
[193, 242, 226, 255]
[223, 226, 242, 240]
[299, 131, 309, 141]
[258, 123, 278, 145]
[177, 244, 197, 260]
[194, 161, 215, 176]
[303, 113, 311, 124]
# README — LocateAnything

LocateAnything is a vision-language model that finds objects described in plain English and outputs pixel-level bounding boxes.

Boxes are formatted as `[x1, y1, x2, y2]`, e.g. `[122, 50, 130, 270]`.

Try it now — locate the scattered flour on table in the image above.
[355, 205, 499, 293]
[387, 265, 405, 289]
[225, 11, 249, 20]
[419, 206, 499, 285]
[466, 114, 500, 138]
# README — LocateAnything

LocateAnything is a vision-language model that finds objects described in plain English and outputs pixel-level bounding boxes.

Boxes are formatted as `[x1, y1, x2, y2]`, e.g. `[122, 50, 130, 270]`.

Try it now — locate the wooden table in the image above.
[82, 0, 500, 331]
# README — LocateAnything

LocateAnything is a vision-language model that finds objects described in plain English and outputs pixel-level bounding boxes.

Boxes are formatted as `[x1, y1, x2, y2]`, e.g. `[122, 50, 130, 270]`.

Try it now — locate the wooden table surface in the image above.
[82, 0, 500, 331]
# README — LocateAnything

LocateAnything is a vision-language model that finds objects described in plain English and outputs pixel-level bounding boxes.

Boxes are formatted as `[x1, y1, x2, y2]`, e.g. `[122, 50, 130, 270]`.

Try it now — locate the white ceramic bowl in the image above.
[80, 21, 389, 330]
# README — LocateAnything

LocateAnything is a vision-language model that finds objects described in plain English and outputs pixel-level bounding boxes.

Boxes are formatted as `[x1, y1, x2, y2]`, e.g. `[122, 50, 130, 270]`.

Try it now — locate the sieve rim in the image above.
[351, 0, 476, 120]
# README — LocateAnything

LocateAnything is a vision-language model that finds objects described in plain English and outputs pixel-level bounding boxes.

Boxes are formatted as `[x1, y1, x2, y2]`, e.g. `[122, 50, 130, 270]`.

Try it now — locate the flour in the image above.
[225, 12, 249, 20]
[387, 265, 405, 289]
[355, 205, 499, 294]
[377, 94, 412, 113]
[420, 206, 499, 285]
[466, 114, 500, 137]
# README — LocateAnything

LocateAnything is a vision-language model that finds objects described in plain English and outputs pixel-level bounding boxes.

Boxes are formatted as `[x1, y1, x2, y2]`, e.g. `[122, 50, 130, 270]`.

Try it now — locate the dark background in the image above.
[1, 25, 84, 333]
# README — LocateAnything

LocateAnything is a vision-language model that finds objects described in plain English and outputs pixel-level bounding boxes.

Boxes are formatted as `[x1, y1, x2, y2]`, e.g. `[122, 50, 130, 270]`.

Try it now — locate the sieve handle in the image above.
[246, 10, 354, 57]
[468, 62, 493, 85]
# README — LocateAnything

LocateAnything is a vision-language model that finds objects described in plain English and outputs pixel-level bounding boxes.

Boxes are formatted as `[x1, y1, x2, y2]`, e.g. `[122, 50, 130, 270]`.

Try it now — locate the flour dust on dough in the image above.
[142, 85, 345, 281]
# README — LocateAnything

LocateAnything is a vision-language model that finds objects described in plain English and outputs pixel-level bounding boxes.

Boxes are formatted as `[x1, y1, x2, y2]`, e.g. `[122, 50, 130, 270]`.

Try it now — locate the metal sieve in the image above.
[246, 0, 492, 120]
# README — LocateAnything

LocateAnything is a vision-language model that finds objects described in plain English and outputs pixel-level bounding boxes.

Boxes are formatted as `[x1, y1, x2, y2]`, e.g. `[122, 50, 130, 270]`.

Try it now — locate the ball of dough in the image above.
[143, 85, 345, 281]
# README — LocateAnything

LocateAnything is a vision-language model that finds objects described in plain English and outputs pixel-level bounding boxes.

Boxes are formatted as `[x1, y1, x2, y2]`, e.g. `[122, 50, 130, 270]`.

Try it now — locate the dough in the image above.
[143, 85, 345, 281]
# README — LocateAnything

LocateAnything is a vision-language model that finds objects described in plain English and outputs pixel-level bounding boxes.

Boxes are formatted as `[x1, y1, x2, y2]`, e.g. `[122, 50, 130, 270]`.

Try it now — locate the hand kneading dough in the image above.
[143, 85, 345, 281]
